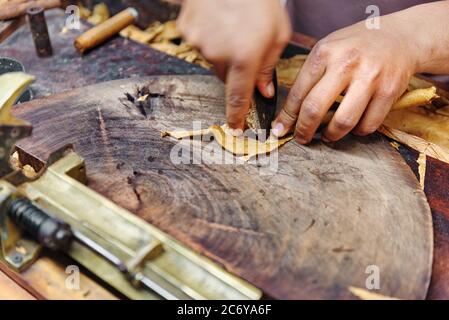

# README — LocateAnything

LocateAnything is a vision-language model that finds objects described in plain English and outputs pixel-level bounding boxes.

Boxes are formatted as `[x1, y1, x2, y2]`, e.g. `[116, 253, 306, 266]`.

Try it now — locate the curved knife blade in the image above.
[254, 70, 278, 138]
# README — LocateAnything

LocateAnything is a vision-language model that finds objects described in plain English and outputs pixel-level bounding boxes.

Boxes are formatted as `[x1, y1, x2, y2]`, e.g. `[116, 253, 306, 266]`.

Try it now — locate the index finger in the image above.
[294, 72, 349, 144]
[225, 61, 259, 131]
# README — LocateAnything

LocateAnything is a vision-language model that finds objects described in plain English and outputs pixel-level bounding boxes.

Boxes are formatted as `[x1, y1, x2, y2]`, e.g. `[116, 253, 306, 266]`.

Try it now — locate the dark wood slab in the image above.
[12, 75, 433, 299]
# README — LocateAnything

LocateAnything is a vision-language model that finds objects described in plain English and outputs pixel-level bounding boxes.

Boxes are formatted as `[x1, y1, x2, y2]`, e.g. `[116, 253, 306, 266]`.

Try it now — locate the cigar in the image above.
[74, 7, 138, 54]
[0, 0, 61, 21]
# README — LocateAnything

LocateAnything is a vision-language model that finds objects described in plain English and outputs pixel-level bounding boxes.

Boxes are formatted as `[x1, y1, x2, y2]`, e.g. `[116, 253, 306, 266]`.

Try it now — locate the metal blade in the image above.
[254, 70, 278, 138]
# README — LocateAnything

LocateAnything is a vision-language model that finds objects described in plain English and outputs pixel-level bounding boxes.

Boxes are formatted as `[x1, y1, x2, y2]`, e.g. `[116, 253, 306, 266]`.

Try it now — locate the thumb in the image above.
[256, 45, 284, 98]
[256, 64, 276, 98]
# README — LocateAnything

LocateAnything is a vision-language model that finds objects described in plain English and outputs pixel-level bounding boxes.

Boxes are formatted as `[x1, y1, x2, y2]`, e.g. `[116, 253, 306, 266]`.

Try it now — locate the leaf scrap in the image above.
[348, 286, 399, 300]
[162, 124, 293, 161]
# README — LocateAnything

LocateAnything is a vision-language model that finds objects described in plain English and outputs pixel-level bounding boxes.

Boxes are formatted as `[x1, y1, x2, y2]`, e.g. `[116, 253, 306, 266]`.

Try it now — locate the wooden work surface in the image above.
[12, 75, 433, 299]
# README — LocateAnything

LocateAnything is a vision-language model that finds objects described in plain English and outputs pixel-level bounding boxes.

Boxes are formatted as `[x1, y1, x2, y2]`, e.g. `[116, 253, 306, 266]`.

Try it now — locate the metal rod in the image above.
[137, 273, 182, 300]
[74, 230, 184, 299]
[73, 230, 127, 272]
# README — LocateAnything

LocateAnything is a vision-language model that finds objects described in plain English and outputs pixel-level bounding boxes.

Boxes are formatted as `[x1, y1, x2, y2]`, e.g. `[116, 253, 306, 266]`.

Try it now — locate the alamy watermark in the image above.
[65, 265, 80, 290]
[65, 5, 81, 30]
[365, 5, 381, 30]
[365, 264, 380, 290]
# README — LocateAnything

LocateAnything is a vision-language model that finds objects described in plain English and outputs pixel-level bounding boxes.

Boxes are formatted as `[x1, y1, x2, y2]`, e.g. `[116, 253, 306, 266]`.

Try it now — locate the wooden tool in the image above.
[74, 7, 138, 54]
[12, 75, 433, 299]
[0, 0, 61, 21]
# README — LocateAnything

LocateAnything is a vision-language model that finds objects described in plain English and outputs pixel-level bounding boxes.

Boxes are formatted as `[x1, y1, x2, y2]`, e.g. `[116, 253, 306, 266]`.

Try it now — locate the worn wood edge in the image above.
[0, 260, 45, 299]
[0, 269, 36, 300]
[0, 256, 118, 300]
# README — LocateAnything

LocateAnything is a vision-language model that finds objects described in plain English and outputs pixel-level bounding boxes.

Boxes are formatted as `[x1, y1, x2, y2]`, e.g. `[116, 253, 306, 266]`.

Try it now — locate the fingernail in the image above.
[271, 122, 285, 137]
[266, 82, 274, 97]
[321, 136, 330, 142]
[233, 128, 243, 137]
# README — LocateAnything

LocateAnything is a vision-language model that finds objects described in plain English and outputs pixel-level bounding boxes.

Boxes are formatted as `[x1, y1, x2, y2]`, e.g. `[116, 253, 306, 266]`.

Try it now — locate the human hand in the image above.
[273, 15, 420, 143]
[177, 0, 291, 132]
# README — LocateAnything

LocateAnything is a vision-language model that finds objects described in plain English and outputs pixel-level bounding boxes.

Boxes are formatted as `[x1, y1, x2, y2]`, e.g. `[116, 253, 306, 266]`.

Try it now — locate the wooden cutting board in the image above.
[12, 75, 433, 299]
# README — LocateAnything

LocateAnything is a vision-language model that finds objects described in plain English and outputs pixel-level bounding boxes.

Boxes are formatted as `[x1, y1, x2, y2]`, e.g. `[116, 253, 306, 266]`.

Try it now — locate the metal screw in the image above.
[12, 253, 23, 264]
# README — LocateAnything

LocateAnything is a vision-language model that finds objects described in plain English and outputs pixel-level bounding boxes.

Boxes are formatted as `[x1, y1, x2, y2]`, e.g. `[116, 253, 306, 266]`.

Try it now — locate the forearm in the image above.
[390, 1, 449, 74]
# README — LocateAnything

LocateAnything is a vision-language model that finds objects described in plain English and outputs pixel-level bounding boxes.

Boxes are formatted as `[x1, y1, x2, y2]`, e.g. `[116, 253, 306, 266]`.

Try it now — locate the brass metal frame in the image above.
[2, 150, 261, 300]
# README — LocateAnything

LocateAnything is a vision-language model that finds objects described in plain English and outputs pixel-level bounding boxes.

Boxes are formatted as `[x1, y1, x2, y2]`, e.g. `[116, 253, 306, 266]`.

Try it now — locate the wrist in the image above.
[392, 2, 449, 74]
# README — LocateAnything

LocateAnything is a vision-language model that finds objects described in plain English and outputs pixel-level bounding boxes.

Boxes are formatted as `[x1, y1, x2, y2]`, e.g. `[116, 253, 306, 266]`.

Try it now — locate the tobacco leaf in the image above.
[86, 3, 110, 25]
[384, 104, 449, 150]
[162, 124, 293, 161]
[348, 287, 399, 300]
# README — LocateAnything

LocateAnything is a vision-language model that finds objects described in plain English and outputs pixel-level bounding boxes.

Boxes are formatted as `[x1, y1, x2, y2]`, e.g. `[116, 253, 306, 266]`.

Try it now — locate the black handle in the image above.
[7, 198, 73, 251]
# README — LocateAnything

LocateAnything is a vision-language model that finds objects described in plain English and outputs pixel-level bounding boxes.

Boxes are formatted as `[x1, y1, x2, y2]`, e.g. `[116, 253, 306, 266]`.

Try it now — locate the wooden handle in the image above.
[74, 7, 138, 54]
[0, 0, 61, 20]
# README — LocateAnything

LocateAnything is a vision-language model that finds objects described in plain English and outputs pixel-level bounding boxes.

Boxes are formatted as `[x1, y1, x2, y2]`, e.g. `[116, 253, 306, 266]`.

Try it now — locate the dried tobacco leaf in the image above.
[162, 124, 293, 161]
[349, 287, 398, 300]
[86, 3, 110, 25]
[120, 25, 156, 44]
[384, 104, 449, 149]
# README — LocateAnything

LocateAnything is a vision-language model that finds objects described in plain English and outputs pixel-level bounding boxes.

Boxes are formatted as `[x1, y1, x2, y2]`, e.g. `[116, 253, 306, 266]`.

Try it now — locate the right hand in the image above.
[177, 0, 292, 132]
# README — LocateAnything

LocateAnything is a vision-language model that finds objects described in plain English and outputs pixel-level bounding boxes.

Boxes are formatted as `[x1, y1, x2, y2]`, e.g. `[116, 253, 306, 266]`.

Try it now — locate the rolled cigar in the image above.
[0, 0, 61, 20]
[74, 7, 138, 54]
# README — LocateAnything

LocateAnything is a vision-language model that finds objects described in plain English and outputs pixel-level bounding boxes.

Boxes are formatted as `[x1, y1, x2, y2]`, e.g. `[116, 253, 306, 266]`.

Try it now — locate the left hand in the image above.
[272, 16, 420, 143]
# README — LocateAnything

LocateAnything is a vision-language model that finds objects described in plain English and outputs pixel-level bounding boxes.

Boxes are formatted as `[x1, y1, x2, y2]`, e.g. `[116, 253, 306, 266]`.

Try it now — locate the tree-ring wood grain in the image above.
[12, 75, 433, 299]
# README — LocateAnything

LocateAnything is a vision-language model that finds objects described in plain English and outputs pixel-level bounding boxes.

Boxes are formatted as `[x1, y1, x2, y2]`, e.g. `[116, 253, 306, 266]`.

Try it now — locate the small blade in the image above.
[254, 70, 278, 138]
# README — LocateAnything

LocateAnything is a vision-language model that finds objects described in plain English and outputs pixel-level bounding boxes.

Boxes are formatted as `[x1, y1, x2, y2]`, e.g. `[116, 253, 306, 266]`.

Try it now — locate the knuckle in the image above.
[280, 107, 297, 123]
[335, 50, 360, 75]
[302, 99, 322, 121]
[333, 116, 357, 131]
[227, 92, 250, 109]
[360, 67, 381, 83]
[307, 41, 329, 75]
[258, 64, 274, 77]
[355, 125, 378, 136]
[376, 86, 397, 100]
[288, 90, 303, 106]
[314, 39, 330, 57]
